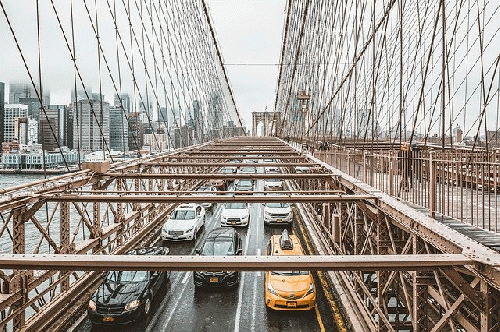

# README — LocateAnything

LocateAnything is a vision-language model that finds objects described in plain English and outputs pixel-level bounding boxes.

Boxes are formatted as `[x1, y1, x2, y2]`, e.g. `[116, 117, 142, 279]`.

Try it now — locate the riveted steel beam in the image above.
[0, 254, 474, 271]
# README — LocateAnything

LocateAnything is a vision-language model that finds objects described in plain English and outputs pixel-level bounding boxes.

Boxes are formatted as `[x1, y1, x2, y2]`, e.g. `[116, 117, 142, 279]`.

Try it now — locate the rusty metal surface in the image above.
[39, 193, 372, 203]
[0, 254, 474, 271]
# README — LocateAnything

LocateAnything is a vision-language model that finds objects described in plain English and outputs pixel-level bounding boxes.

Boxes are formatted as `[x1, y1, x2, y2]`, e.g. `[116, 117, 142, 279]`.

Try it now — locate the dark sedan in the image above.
[87, 247, 169, 325]
[194, 227, 242, 288]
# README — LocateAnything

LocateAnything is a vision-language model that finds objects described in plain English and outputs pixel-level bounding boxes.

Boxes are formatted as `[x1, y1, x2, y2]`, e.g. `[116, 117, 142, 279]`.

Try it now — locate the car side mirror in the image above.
[237, 248, 243, 255]
[195, 248, 201, 255]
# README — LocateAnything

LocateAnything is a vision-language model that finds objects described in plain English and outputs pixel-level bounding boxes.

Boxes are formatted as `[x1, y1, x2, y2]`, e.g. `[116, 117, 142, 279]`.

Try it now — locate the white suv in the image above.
[162, 204, 205, 241]
[221, 202, 250, 227]
[264, 178, 283, 191]
[264, 203, 293, 226]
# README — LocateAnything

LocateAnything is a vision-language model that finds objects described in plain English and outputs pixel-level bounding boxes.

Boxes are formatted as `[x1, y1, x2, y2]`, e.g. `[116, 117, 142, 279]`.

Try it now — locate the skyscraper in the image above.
[109, 106, 129, 152]
[3, 104, 28, 142]
[0, 82, 4, 145]
[72, 99, 110, 152]
[10, 82, 50, 120]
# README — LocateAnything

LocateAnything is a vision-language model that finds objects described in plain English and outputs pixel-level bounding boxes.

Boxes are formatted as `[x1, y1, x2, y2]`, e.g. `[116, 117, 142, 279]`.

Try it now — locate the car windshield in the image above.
[266, 203, 289, 208]
[105, 271, 148, 283]
[202, 239, 234, 256]
[238, 180, 252, 186]
[171, 210, 196, 220]
[271, 271, 309, 276]
[225, 202, 247, 209]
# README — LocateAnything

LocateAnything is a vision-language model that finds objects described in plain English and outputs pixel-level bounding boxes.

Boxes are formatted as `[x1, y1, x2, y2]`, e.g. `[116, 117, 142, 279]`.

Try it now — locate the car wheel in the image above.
[143, 296, 151, 317]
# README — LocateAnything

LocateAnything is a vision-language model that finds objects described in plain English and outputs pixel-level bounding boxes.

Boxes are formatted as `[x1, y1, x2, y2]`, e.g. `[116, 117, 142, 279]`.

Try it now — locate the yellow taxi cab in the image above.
[265, 229, 316, 310]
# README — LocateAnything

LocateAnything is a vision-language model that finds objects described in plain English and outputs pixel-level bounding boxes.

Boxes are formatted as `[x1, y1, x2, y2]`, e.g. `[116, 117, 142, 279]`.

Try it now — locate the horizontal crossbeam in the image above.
[103, 173, 333, 179]
[0, 254, 474, 271]
[39, 194, 371, 203]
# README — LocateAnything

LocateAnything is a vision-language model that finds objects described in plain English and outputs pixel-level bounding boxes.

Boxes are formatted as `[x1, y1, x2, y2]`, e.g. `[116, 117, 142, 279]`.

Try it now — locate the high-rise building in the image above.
[10, 82, 50, 121]
[127, 112, 144, 151]
[114, 94, 131, 113]
[14, 117, 28, 145]
[72, 99, 110, 152]
[3, 104, 28, 142]
[109, 106, 128, 152]
[39, 106, 67, 152]
[0, 82, 4, 145]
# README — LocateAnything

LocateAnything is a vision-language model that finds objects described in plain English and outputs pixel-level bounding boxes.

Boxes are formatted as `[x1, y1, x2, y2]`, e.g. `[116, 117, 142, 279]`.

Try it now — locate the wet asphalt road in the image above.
[77, 171, 339, 332]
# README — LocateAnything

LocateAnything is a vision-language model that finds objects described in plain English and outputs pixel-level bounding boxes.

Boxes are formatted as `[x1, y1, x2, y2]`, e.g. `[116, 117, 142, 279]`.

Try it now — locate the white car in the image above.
[264, 178, 283, 191]
[265, 165, 279, 173]
[295, 166, 310, 173]
[221, 202, 250, 227]
[162, 204, 205, 241]
[264, 203, 293, 226]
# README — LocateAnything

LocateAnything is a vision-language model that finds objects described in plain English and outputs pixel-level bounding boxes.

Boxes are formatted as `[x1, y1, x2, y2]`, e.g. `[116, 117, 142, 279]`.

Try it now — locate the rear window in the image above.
[225, 202, 247, 209]
[266, 203, 289, 208]
[171, 210, 195, 220]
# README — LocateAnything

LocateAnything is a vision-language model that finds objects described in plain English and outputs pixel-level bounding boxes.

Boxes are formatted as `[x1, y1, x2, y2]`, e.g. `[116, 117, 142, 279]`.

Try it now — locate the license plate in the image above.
[232, 221, 237, 224]
[277, 219, 282, 222]
[210, 277, 218, 283]
[103, 316, 114, 322]
[173, 236, 178, 239]
[287, 301, 297, 308]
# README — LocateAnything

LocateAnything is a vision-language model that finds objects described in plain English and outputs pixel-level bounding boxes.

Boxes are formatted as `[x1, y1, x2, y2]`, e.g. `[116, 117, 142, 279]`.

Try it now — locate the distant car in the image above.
[235, 179, 253, 192]
[239, 166, 257, 174]
[265, 165, 279, 173]
[295, 166, 310, 174]
[208, 179, 227, 191]
[221, 202, 250, 227]
[221, 166, 238, 174]
[197, 185, 217, 210]
[264, 178, 283, 191]
[162, 204, 205, 241]
[194, 227, 243, 288]
[88, 247, 169, 325]
[264, 202, 293, 226]
[263, 158, 274, 163]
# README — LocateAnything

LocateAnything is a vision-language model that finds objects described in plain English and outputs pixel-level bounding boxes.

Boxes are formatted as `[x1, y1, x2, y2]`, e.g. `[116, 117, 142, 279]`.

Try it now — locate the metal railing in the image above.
[314, 147, 500, 233]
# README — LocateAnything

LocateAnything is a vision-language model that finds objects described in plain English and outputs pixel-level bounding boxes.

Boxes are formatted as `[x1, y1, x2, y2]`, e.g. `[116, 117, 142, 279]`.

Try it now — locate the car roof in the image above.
[205, 227, 236, 241]
[269, 232, 303, 256]
[127, 246, 169, 255]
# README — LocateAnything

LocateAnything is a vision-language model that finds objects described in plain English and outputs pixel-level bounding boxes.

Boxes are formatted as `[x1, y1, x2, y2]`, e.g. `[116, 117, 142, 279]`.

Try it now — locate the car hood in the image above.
[265, 181, 282, 186]
[265, 207, 291, 214]
[269, 274, 311, 297]
[222, 209, 249, 219]
[163, 219, 196, 231]
[94, 281, 145, 306]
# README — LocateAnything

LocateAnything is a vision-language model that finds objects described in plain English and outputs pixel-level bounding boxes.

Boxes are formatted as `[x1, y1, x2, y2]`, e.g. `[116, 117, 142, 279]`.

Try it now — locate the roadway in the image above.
[76, 168, 339, 332]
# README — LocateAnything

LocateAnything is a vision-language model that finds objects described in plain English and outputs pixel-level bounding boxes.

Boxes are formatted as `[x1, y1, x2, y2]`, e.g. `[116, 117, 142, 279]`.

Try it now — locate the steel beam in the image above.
[103, 173, 333, 179]
[39, 194, 372, 203]
[0, 254, 474, 271]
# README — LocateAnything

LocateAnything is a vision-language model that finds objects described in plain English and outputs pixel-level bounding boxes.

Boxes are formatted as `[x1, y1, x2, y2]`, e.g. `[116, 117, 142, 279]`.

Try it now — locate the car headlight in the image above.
[264, 211, 271, 217]
[306, 282, 315, 295]
[267, 283, 278, 295]
[124, 299, 142, 311]
[186, 226, 195, 233]
[88, 299, 96, 311]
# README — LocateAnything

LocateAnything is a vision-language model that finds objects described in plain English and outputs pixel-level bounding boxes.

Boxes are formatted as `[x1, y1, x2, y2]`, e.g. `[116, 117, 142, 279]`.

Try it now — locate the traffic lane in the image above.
[148, 191, 255, 331]
[77, 203, 222, 332]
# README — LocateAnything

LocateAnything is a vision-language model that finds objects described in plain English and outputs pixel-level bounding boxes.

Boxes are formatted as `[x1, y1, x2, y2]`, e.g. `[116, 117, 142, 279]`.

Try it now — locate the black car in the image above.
[194, 227, 242, 288]
[87, 247, 169, 325]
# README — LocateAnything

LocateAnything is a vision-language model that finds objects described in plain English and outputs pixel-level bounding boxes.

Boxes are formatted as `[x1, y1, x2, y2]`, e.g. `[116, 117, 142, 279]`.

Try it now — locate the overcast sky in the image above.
[205, 0, 286, 128]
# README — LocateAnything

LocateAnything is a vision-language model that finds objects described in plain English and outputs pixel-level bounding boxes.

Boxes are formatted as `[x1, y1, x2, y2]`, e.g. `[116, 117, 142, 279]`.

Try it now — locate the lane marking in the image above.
[315, 306, 326, 332]
[250, 248, 261, 331]
[234, 214, 251, 332]
[160, 271, 192, 330]
[146, 203, 221, 331]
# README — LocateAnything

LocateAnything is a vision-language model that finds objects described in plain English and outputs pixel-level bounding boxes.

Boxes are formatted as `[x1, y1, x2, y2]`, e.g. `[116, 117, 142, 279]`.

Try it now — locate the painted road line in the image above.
[250, 248, 261, 331]
[315, 306, 326, 332]
[234, 215, 251, 332]
[160, 271, 192, 330]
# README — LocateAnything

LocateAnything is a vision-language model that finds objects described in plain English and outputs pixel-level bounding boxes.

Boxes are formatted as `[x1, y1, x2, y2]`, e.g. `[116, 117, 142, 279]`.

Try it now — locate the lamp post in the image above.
[298, 90, 311, 150]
